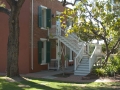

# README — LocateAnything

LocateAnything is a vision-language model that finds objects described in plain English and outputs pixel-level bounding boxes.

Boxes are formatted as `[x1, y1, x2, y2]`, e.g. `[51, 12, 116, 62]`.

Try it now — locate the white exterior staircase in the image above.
[49, 22, 102, 76]
[74, 55, 90, 76]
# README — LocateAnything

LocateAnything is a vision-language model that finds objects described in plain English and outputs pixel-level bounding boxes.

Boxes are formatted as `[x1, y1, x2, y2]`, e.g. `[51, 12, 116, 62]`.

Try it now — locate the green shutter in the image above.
[46, 9, 51, 28]
[38, 41, 42, 64]
[38, 6, 42, 27]
[46, 41, 51, 63]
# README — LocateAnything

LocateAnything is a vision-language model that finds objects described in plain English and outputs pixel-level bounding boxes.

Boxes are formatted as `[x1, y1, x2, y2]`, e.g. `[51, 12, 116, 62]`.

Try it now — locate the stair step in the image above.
[76, 68, 89, 71]
[74, 73, 88, 76]
[74, 71, 90, 76]
[79, 63, 89, 66]
[80, 61, 89, 63]
[77, 65, 89, 68]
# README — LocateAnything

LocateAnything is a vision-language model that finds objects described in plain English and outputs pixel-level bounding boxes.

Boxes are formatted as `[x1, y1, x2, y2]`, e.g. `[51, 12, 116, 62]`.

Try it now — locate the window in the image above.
[41, 41, 46, 63]
[38, 39, 51, 65]
[38, 5, 51, 29]
[66, 17, 73, 28]
[42, 9, 46, 28]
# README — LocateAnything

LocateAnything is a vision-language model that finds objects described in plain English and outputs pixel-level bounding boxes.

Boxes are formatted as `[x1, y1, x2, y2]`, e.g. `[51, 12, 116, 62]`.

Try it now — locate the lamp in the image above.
[52, 14, 55, 18]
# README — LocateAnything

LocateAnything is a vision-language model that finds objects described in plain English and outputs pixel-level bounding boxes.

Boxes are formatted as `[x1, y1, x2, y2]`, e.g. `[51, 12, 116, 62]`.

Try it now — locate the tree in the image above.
[59, 0, 120, 65]
[0, 0, 25, 77]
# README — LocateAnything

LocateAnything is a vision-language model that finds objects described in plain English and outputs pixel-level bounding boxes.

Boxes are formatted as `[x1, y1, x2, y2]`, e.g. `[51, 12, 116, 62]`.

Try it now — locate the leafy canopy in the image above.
[0, 0, 5, 7]
[59, 0, 120, 43]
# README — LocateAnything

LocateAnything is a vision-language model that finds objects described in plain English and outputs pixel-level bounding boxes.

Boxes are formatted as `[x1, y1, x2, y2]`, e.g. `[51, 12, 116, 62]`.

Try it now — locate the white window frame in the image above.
[40, 38, 47, 65]
[40, 5, 47, 30]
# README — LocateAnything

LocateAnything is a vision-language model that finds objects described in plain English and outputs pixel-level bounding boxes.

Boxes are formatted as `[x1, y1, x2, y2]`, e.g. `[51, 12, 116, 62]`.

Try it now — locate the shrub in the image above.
[95, 68, 106, 77]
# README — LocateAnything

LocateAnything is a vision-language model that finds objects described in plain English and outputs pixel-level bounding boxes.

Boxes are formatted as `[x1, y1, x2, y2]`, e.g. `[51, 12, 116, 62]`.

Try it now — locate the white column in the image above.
[57, 40, 60, 70]
[70, 49, 72, 60]
[65, 46, 67, 68]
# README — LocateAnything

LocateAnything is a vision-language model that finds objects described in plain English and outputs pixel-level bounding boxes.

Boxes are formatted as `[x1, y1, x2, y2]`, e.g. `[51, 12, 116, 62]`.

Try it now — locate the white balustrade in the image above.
[74, 43, 85, 70]
[89, 44, 101, 71]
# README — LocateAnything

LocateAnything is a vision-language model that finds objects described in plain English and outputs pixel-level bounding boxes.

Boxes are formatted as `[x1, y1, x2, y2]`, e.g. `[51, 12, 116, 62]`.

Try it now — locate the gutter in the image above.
[31, 0, 34, 70]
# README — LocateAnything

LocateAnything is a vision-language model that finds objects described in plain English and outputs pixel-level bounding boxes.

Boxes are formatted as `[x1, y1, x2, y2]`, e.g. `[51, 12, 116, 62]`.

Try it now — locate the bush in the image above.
[105, 65, 116, 77]
[95, 68, 106, 77]
[94, 54, 120, 77]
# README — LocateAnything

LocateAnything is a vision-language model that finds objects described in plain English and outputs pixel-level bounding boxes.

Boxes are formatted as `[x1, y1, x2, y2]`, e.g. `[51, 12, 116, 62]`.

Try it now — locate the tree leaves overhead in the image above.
[59, 0, 120, 63]
[0, 0, 5, 7]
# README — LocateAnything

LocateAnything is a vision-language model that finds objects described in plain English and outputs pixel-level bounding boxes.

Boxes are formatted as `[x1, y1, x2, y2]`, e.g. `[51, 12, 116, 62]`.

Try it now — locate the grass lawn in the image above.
[0, 76, 120, 90]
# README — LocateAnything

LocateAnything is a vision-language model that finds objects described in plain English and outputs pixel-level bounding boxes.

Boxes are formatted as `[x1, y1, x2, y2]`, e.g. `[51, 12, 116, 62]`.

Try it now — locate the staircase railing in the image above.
[61, 29, 79, 43]
[89, 44, 101, 71]
[74, 43, 85, 70]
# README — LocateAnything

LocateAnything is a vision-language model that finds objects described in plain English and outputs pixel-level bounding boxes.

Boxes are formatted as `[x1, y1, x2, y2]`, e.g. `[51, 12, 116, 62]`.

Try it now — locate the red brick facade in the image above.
[0, 0, 65, 74]
[30, 0, 65, 72]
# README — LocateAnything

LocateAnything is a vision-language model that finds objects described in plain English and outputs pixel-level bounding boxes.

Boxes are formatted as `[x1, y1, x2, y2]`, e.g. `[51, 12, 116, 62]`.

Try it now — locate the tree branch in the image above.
[0, 7, 10, 16]
[18, 0, 25, 7]
[109, 38, 120, 54]
[62, 0, 80, 6]
[6, 0, 13, 8]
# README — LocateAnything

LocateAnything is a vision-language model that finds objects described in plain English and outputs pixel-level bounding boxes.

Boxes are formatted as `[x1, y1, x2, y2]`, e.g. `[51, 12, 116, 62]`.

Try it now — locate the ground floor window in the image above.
[38, 39, 51, 64]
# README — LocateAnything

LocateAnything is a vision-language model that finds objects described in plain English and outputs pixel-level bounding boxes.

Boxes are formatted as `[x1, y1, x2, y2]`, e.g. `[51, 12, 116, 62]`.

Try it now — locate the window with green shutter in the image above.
[38, 6, 51, 29]
[46, 9, 51, 28]
[38, 40, 51, 64]
[46, 41, 51, 63]
[38, 41, 43, 64]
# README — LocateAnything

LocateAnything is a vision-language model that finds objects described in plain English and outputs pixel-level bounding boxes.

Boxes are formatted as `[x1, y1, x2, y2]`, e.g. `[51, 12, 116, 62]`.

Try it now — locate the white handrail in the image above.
[74, 43, 85, 70]
[61, 29, 79, 43]
[89, 44, 101, 71]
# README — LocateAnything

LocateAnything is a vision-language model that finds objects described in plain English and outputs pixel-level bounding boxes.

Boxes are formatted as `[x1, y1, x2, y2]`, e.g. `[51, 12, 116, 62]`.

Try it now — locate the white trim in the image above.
[65, 46, 67, 68]
[40, 5, 47, 30]
[41, 27, 48, 30]
[40, 41, 47, 65]
[41, 63, 47, 65]
[70, 49, 72, 60]
[40, 38, 47, 41]
[56, 11, 61, 15]
[40, 5, 47, 9]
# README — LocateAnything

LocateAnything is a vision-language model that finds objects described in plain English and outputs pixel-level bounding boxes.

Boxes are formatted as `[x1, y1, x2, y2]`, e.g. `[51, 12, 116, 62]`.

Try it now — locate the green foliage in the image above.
[94, 54, 120, 77]
[59, 0, 120, 63]
[105, 65, 116, 76]
[0, 0, 5, 7]
[89, 44, 95, 55]
[95, 68, 106, 77]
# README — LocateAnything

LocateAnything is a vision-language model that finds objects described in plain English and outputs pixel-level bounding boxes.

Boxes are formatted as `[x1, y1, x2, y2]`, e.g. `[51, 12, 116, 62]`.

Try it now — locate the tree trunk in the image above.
[6, 0, 25, 77]
[103, 45, 111, 66]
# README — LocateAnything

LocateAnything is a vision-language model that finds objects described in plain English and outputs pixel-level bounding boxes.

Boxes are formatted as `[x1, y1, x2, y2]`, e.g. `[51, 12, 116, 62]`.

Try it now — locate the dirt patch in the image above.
[53, 73, 73, 78]
[82, 73, 99, 80]
[2, 76, 25, 82]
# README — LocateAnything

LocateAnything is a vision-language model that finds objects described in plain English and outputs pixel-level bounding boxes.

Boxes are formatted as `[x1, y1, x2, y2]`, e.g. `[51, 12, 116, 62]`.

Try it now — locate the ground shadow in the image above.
[0, 76, 59, 90]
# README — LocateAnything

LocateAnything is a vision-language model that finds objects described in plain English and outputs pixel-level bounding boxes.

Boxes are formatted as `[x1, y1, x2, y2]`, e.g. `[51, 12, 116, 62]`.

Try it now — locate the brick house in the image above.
[0, 0, 103, 76]
[0, 0, 74, 74]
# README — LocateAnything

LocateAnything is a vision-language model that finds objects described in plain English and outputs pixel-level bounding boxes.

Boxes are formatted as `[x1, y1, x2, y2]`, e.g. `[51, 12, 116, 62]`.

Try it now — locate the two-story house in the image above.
[0, 0, 69, 74]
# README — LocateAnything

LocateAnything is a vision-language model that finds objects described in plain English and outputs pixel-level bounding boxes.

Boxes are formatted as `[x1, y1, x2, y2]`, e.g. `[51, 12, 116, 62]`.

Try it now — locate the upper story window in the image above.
[38, 5, 51, 29]
[66, 17, 73, 28]
[66, 17, 73, 29]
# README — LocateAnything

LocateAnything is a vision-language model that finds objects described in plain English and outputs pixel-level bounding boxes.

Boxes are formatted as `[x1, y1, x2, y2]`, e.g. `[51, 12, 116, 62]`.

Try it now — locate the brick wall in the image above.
[33, 0, 64, 48]
[30, 0, 65, 72]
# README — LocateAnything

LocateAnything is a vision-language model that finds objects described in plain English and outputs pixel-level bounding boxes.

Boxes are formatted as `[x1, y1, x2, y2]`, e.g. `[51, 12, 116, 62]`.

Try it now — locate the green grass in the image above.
[0, 76, 120, 90]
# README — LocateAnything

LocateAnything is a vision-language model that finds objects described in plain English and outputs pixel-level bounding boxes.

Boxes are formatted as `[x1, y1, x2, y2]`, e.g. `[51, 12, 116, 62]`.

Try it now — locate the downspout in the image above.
[31, 0, 34, 70]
